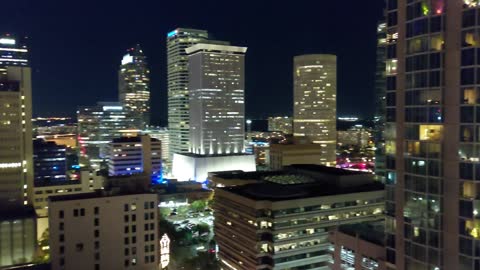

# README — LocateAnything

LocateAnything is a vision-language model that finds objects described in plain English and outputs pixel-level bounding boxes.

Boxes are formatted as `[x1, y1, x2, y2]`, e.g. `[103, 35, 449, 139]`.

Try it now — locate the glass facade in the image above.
[293, 54, 337, 166]
[77, 102, 138, 168]
[33, 139, 67, 186]
[187, 42, 246, 155]
[166, 28, 208, 159]
[118, 44, 150, 129]
[375, 22, 388, 181]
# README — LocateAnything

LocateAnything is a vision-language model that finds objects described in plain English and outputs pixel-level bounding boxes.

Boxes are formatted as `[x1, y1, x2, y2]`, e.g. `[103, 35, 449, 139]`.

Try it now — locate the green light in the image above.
[422, 2, 430, 16]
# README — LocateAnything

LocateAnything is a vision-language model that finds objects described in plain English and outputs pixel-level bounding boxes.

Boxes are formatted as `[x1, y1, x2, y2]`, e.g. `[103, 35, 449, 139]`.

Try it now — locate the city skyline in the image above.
[1, 0, 384, 124]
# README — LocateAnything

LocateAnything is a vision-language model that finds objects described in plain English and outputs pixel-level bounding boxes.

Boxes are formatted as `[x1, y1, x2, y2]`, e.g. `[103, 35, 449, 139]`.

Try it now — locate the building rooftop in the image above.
[337, 222, 385, 246]
[221, 180, 384, 201]
[49, 189, 155, 202]
[286, 164, 371, 176]
[0, 205, 36, 220]
[211, 164, 373, 185]
[178, 153, 253, 158]
[111, 136, 159, 143]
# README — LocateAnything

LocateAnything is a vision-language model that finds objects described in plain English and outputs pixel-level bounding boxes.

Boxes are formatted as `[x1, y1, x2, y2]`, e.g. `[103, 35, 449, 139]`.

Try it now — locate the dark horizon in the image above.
[3, 0, 384, 126]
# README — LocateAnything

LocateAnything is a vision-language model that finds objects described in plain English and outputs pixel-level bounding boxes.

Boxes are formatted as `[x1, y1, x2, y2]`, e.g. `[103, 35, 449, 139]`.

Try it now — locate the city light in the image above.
[0, 162, 22, 169]
[159, 234, 170, 269]
[0, 38, 15, 45]
[121, 54, 133, 65]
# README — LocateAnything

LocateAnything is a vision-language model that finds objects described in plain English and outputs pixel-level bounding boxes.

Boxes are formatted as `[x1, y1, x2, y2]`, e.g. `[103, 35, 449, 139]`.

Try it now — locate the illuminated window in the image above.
[386, 59, 398, 75]
[462, 88, 478, 104]
[419, 125, 443, 141]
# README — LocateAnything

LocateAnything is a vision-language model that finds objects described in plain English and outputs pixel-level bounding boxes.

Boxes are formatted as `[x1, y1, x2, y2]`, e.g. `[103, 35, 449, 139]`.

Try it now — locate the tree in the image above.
[197, 223, 210, 234]
[159, 207, 172, 219]
[190, 200, 206, 212]
[178, 205, 189, 215]
[32, 228, 50, 263]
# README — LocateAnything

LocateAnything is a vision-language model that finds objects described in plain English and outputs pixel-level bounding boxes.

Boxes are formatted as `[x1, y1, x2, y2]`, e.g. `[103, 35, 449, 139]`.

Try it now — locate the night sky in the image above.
[3, 0, 384, 126]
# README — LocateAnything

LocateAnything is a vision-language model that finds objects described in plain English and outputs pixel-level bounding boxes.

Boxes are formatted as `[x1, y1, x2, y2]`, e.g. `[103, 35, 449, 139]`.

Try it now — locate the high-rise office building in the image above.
[107, 135, 162, 181]
[171, 41, 255, 182]
[213, 165, 384, 270]
[384, 1, 476, 269]
[33, 139, 67, 185]
[167, 28, 208, 159]
[77, 102, 138, 167]
[0, 34, 28, 72]
[0, 66, 33, 207]
[187, 41, 246, 155]
[375, 21, 387, 181]
[267, 116, 293, 134]
[143, 127, 171, 174]
[293, 54, 337, 166]
[119, 44, 150, 129]
[0, 207, 36, 267]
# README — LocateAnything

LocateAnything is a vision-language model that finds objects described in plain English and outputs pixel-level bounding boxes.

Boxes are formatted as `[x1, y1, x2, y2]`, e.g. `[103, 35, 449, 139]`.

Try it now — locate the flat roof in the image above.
[286, 164, 371, 176]
[186, 43, 247, 55]
[177, 153, 253, 158]
[49, 190, 155, 202]
[0, 205, 36, 220]
[220, 181, 384, 201]
[211, 164, 371, 182]
[338, 222, 385, 246]
[111, 136, 159, 143]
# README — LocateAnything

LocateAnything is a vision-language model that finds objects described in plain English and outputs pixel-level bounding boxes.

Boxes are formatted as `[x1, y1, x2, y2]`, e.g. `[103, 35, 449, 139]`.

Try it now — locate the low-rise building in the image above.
[0, 206, 37, 268]
[172, 153, 255, 182]
[329, 222, 386, 270]
[33, 139, 67, 185]
[213, 165, 384, 270]
[268, 116, 293, 135]
[337, 125, 373, 148]
[49, 188, 159, 270]
[269, 143, 324, 170]
[107, 135, 162, 181]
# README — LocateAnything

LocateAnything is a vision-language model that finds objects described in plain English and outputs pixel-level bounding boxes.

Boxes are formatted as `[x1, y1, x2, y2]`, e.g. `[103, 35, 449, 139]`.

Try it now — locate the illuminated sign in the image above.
[167, 30, 177, 38]
[0, 38, 16, 45]
[0, 162, 22, 169]
[121, 54, 133, 65]
[160, 234, 170, 269]
[102, 106, 122, 111]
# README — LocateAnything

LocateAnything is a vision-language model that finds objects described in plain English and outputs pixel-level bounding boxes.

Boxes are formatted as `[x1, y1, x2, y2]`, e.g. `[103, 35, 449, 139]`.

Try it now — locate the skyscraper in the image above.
[33, 139, 67, 185]
[0, 34, 33, 207]
[118, 44, 150, 129]
[107, 135, 162, 180]
[167, 28, 208, 159]
[0, 34, 28, 71]
[374, 22, 387, 181]
[171, 41, 255, 181]
[267, 116, 293, 134]
[293, 54, 337, 166]
[77, 102, 138, 168]
[385, 0, 472, 269]
[187, 41, 246, 155]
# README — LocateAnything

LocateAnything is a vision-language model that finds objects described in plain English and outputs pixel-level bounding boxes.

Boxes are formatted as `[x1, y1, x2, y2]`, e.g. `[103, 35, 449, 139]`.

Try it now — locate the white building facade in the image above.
[293, 54, 337, 166]
[49, 192, 159, 270]
[187, 42, 247, 155]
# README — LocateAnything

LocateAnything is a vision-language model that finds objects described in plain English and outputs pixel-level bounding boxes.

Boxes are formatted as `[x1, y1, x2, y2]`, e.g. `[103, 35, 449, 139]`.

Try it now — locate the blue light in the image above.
[151, 171, 164, 185]
[71, 165, 80, 169]
[53, 166, 58, 170]
[167, 30, 177, 38]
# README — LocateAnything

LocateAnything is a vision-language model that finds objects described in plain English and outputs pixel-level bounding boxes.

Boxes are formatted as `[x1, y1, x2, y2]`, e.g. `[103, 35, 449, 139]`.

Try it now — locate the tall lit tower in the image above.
[384, 0, 478, 269]
[0, 34, 33, 207]
[374, 21, 387, 181]
[119, 44, 150, 129]
[187, 41, 247, 155]
[167, 28, 208, 159]
[293, 54, 337, 166]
